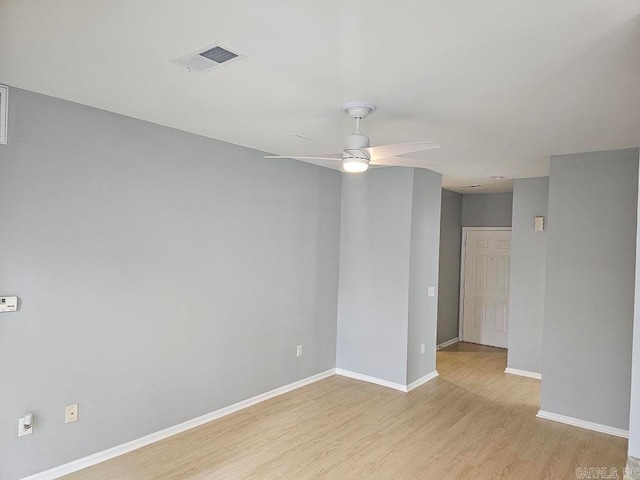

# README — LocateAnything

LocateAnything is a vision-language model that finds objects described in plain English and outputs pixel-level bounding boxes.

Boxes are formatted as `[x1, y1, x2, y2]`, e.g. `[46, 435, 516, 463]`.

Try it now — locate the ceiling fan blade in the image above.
[371, 156, 435, 168]
[265, 154, 343, 161]
[293, 135, 347, 155]
[364, 142, 440, 161]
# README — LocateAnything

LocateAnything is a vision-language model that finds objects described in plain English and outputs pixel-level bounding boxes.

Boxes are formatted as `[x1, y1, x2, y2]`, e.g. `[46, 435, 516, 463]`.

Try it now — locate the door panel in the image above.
[472, 300, 486, 329]
[462, 230, 511, 348]
[495, 303, 508, 333]
[474, 255, 488, 291]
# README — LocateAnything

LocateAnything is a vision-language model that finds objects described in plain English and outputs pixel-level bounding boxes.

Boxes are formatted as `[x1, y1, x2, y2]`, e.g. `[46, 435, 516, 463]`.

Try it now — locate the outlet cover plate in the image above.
[65, 404, 78, 423]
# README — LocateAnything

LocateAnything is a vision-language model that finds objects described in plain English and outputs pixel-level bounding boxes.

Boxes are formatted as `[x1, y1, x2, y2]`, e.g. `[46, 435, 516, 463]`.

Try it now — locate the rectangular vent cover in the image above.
[172, 43, 244, 73]
[0, 85, 7, 145]
[200, 46, 238, 64]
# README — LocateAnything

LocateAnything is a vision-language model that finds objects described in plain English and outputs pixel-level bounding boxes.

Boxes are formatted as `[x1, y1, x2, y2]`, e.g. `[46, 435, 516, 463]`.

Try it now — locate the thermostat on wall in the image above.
[0, 296, 18, 312]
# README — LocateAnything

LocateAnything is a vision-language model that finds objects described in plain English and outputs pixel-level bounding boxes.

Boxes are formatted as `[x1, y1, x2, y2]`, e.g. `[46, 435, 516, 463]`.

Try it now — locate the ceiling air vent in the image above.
[171, 43, 245, 73]
[0, 85, 7, 145]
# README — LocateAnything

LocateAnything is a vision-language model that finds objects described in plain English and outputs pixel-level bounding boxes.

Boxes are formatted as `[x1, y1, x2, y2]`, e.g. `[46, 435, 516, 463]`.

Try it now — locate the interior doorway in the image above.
[459, 228, 511, 348]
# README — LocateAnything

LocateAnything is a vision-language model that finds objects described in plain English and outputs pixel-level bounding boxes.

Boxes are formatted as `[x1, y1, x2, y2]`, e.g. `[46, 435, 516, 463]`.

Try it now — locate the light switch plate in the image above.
[0, 296, 18, 312]
[18, 417, 32, 437]
[428, 287, 436, 297]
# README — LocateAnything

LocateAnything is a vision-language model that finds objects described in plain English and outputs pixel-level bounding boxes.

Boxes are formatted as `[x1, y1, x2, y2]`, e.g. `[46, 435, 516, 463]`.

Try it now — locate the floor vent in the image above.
[0, 85, 7, 145]
[171, 43, 244, 73]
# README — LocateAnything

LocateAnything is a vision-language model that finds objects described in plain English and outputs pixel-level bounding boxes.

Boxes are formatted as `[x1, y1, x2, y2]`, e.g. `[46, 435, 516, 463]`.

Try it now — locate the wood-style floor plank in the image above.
[62, 342, 627, 479]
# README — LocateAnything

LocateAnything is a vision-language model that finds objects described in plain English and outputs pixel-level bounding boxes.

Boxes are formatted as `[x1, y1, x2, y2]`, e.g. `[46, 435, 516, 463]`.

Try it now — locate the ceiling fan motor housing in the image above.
[343, 134, 370, 172]
[344, 134, 370, 156]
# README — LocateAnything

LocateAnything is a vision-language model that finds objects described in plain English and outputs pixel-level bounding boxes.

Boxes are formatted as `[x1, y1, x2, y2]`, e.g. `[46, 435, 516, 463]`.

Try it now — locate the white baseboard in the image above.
[335, 368, 408, 392]
[335, 369, 439, 393]
[407, 371, 439, 391]
[505, 367, 542, 380]
[536, 410, 629, 439]
[437, 337, 459, 350]
[21, 369, 336, 480]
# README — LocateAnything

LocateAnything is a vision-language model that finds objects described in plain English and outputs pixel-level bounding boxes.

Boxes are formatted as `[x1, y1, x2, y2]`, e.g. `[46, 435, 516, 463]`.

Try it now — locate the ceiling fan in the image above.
[265, 102, 440, 173]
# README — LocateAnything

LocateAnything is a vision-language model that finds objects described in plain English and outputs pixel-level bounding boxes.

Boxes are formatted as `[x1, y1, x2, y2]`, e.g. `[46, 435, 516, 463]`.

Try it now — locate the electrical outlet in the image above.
[421, 343, 425, 354]
[296, 345, 303, 357]
[65, 404, 78, 423]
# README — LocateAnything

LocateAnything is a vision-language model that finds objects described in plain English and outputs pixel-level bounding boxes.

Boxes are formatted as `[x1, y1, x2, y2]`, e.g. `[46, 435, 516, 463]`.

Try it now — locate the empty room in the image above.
[2, 1, 640, 479]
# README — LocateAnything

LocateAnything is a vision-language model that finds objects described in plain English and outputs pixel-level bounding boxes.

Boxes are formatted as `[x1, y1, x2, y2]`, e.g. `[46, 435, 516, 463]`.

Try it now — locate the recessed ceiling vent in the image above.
[0, 85, 7, 145]
[171, 43, 245, 73]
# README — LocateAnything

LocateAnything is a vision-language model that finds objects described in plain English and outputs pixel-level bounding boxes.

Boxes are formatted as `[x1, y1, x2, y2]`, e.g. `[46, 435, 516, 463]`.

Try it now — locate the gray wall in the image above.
[336, 168, 414, 385]
[407, 169, 442, 384]
[462, 192, 513, 227]
[0, 88, 342, 480]
[629, 161, 640, 458]
[541, 148, 638, 430]
[437, 189, 462, 345]
[335, 167, 441, 386]
[507, 178, 549, 374]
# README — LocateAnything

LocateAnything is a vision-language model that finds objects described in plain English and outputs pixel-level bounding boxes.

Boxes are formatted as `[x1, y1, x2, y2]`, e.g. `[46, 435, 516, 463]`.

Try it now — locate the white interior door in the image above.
[461, 229, 511, 348]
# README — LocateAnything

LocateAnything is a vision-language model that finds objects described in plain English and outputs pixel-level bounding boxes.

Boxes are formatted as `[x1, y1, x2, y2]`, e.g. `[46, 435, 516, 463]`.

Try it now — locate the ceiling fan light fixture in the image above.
[343, 157, 369, 173]
[265, 102, 439, 172]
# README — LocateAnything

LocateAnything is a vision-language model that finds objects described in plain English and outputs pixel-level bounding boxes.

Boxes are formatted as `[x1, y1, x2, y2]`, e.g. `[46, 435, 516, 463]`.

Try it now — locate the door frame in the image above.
[458, 227, 513, 342]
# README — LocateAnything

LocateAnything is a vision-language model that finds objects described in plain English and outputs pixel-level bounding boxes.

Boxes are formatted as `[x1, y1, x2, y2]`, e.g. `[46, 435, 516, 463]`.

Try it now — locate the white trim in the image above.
[437, 337, 459, 350]
[459, 227, 513, 342]
[407, 371, 439, 391]
[335, 368, 408, 392]
[505, 367, 541, 380]
[0, 84, 7, 145]
[461, 227, 513, 231]
[21, 369, 336, 480]
[458, 229, 466, 341]
[536, 410, 629, 439]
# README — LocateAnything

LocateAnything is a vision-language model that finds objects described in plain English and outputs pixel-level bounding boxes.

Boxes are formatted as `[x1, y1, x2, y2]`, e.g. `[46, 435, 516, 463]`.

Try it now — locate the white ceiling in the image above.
[1, 1, 639, 193]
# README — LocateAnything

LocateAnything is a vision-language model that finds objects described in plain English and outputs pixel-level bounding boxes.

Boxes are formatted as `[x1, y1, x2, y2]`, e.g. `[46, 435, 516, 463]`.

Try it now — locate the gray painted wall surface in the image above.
[541, 148, 638, 430]
[336, 167, 442, 386]
[437, 189, 462, 345]
[629, 161, 640, 457]
[407, 169, 442, 384]
[462, 192, 513, 227]
[507, 178, 549, 374]
[0, 88, 342, 480]
[336, 168, 414, 385]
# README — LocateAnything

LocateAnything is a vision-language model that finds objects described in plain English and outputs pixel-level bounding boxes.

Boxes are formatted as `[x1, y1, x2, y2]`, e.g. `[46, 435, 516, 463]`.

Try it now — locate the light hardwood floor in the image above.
[63, 342, 627, 479]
